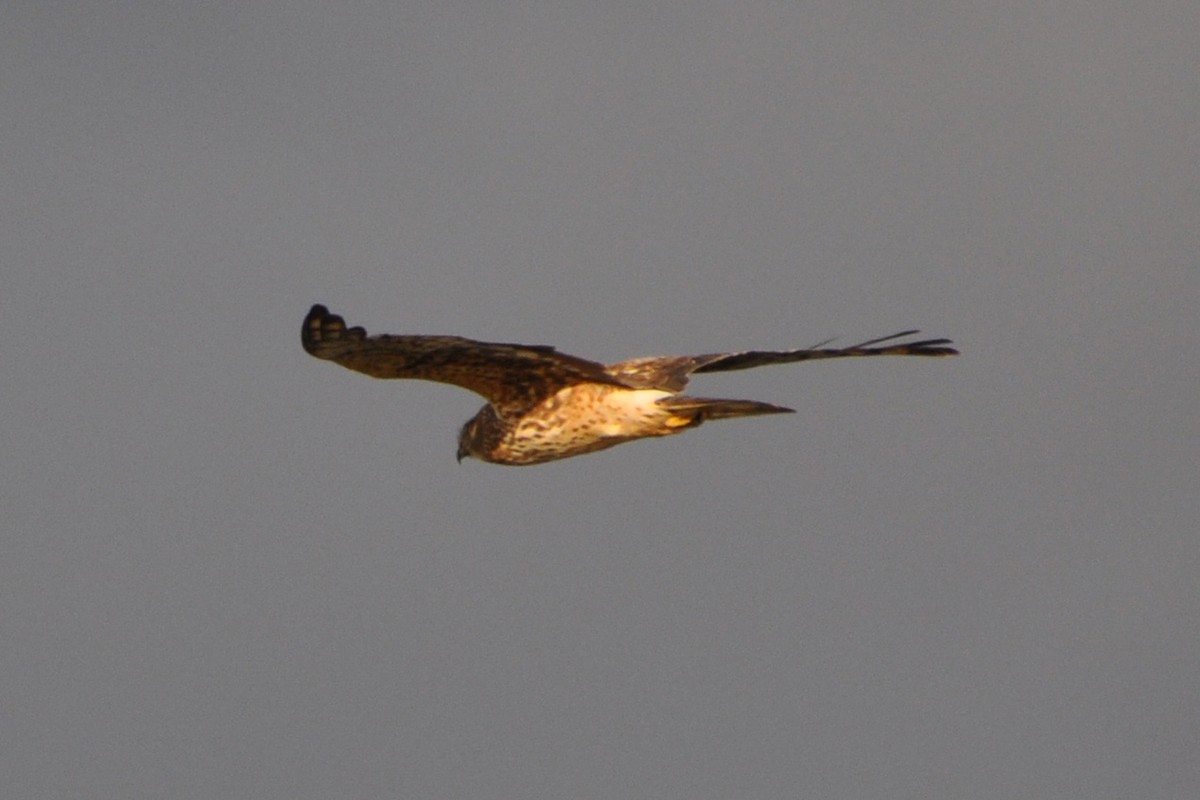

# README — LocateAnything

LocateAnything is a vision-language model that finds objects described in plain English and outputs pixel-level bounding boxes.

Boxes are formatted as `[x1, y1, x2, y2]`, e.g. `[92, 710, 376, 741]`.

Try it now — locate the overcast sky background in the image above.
[2, 2, 1197, 798]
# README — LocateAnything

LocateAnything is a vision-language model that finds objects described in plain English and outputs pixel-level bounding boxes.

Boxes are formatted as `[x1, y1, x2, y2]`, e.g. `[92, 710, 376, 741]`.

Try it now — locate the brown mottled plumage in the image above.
[301, 304, 958, 466]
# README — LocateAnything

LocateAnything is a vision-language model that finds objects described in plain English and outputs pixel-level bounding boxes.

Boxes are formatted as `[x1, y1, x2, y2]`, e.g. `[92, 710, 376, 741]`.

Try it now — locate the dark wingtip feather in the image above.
[906, 338, 959, 356]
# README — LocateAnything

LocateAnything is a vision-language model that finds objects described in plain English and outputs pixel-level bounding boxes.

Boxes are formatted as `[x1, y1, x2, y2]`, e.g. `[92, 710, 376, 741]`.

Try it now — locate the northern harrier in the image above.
[302, 304, 957, 466]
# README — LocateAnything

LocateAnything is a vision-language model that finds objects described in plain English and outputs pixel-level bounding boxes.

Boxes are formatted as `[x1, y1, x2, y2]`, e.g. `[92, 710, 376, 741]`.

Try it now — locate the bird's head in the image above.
[456, 421, 475, 463]
[456, 412, 486, 463]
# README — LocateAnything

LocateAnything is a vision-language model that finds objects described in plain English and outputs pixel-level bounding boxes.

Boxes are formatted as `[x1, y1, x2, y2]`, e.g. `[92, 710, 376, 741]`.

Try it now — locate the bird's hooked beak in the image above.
[456, 442, 469, 464]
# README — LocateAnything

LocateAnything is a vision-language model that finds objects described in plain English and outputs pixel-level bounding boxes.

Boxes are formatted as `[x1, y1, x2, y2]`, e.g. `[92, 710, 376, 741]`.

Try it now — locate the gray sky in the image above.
[3, 2, 1197, 798]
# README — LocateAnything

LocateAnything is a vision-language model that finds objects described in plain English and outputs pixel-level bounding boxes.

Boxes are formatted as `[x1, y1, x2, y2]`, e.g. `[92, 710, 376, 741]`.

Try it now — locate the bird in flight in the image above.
[302, 304, 957, 466]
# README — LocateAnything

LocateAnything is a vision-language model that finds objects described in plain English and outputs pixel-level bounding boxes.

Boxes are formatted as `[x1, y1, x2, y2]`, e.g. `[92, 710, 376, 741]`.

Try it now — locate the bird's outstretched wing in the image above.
[693, 330, 959, 373]
[302, 304, 621, 417]
[605, 331, 958, 391]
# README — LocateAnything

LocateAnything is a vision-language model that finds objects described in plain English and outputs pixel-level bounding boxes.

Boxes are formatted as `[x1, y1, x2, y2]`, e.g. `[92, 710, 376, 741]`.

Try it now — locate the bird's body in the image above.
[457, 384, 788, 465]
[462, 385, 677, 465]
[301, 304, 957, 465]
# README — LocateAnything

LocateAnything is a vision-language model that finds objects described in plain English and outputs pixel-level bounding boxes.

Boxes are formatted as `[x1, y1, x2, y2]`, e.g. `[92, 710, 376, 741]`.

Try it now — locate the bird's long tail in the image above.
[657, 396, 795, 423]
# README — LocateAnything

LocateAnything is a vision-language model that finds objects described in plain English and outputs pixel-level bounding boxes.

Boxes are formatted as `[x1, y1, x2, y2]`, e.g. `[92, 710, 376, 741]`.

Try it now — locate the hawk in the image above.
[302, 304, 957, 466]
